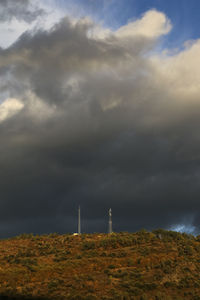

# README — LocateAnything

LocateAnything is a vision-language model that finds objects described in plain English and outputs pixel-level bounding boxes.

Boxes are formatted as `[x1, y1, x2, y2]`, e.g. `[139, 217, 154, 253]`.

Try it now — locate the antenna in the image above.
[78, 205, 81, 234]
[108, 208, 112, 234]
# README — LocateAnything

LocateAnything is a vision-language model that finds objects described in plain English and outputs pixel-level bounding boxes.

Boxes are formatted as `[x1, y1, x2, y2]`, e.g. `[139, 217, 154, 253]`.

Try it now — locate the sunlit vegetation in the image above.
[0, 230, 200, 299]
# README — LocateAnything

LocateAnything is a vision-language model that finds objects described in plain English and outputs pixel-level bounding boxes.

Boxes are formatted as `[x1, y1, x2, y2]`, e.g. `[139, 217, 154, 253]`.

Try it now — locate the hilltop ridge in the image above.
[0, 230, 200, 300]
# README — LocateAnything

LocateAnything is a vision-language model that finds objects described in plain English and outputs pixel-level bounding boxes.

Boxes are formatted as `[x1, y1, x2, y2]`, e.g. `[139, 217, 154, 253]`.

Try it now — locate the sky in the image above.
[0, 0, 200, 237]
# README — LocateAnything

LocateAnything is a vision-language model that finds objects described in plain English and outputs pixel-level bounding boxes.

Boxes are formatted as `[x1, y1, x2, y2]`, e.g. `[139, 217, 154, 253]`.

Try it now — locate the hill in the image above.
[0, 230, 200, 299]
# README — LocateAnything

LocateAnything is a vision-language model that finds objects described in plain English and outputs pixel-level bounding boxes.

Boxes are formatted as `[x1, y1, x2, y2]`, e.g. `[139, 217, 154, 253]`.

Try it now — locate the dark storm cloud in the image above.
[0, 10, 200, 237]
[0, 0, 44, 23]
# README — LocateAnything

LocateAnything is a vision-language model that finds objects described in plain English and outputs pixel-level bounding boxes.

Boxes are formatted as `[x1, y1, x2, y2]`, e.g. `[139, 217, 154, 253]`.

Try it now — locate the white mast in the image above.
[78, 205, 81, 234]
[108, 208, 112, 234]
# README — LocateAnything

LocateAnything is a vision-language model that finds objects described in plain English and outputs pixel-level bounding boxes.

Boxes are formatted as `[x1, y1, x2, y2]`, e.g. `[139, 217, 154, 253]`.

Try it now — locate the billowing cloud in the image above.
[151, 40, 200, 99]
[0, 9, 200, 237]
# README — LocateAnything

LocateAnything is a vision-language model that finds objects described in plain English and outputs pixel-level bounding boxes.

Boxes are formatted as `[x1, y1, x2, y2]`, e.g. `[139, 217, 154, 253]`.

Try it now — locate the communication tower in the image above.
[108, 208, 112, 234]
[78, 205, 81, 234]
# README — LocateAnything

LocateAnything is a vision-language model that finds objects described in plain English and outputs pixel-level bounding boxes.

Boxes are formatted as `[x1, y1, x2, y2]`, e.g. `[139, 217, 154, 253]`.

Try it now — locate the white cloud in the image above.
[150, 39, 200, 100]
[170, 224, 196, 234]
[24, 92, 57, 121]
[0, 98, 24, 122]
[116, 10, 172, 39]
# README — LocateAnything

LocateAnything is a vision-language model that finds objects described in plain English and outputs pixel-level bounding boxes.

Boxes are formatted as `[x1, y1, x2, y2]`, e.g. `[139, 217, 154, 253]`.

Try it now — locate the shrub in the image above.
[48, 232, 59, 238]
[164, 281, 176, 288]
[53, 256, 67, 262]
[48, 279, 64, 290]
[15, 233, 34, 239]
[84, 294, 98, 300]
[99, 238, 117, 249]
[82, 241, 96, 250]
[108, 264, 116, 269]
[117, 251, 127, 257]
[129, 287, 142, 296]
[139, 247, 150, 256]
[112, 270, 128, 278]
[134, 282, 157, 291]
[86, 275, 94, 281]
[104, 269, 111, 275]
[127, 259, 134, 267]
[108, 252, 116, 257]
[137, 258, 141, 264]
[184, 245, 193, 256]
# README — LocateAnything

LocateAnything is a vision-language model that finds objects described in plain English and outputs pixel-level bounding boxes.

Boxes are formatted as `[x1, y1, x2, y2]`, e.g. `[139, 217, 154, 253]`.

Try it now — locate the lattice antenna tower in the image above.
[78, 205, 81, 234]
[108, 208, 112, 234]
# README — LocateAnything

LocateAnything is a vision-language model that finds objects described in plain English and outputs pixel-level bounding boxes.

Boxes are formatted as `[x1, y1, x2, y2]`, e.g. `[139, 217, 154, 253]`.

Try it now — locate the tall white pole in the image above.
[78, 205, 81, 234]
[108, 208, 112, 234]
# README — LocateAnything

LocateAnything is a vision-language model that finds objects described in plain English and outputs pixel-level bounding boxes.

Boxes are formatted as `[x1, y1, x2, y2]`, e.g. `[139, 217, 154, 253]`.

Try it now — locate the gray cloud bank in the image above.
[0, 0, 44, 23]
[0, 10, 200, 237]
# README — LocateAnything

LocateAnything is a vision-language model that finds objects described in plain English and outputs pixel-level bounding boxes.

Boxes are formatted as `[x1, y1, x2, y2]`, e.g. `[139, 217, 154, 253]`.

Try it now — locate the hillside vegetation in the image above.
[0, 230, 200, 299]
